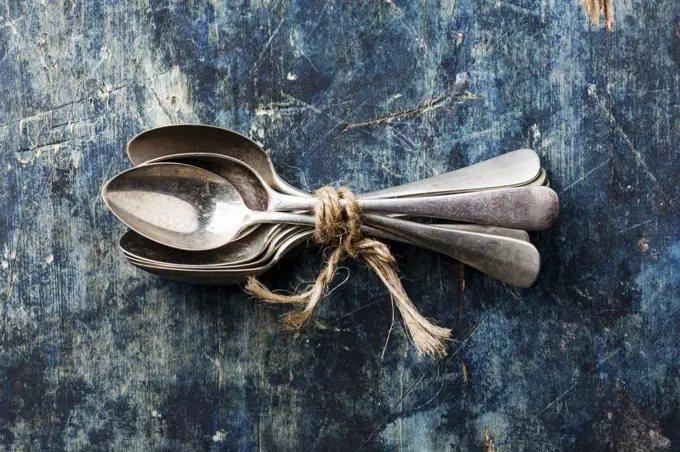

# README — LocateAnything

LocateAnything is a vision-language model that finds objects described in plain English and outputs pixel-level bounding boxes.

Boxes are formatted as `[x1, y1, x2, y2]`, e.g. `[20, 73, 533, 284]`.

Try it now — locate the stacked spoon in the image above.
[103, 125, 559, 288]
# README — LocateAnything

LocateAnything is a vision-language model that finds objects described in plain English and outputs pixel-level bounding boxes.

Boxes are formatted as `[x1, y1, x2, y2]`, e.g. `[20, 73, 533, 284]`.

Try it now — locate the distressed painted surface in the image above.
[1, 0, 679, 450]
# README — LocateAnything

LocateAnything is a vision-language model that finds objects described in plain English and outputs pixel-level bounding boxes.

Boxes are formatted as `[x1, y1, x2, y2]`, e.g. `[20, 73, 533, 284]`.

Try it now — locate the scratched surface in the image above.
[1, 1, 679, 450]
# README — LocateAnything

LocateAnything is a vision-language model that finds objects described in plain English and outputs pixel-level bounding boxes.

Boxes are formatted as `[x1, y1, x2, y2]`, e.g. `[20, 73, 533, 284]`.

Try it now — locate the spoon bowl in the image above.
[103, 163, 283, 251]
[128, 229, 314, 285]
[127, 124, 305, 196]
[122, 225, 303, 270]
[119, 225, 284, 267]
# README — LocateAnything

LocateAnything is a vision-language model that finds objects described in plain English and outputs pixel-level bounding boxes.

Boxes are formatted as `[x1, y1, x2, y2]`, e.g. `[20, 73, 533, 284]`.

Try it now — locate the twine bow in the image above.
[245, 186, 451, 357]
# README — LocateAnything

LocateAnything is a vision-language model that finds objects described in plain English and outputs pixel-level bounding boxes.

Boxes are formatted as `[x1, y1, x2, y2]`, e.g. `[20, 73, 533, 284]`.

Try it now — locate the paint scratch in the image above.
[588, 85, 678, 213]
[616, 218, 655, 234]
[342, 89, 479, 131]
[581, 0, 614, 31]
[559, 160, 608, 194]
[483, 427, 495, 452]
[251, 17, 285, 74]
[537, 348, 621, 416]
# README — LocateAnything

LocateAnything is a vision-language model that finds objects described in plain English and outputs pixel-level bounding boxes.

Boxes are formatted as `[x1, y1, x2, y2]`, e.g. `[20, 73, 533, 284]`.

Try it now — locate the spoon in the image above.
[127, 219, 541, 288]
[103, 162, 558, 250]
[141, 152, 537, 253]
[104, 164, 545, 286]
[120, 223, 529, 270]
[122, 225, 303, 270]
[127, 124, 304, 196]
[102, 163, 559, 247]
[119, 224, 286, 268]
[128, 229, 314, 286]
[136, 151, 537, 258]
[142, 153, 550, 220]
[127, 124, 542, 198]
[105, 161, 559, 249]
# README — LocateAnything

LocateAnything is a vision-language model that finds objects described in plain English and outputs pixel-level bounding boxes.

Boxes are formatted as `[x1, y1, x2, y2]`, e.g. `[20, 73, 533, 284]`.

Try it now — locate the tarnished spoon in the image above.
[128, 229, 313, 286]
[134, 152, 535, 263]
[119, 225, 286, 267]
[104, 164, 544, 286]
[120, 223, 529, 270]
[127, 219, 541, 288]
[140, 152, 533, 258]
[103, 162, 558, 250]
[127, 124, 542, 198]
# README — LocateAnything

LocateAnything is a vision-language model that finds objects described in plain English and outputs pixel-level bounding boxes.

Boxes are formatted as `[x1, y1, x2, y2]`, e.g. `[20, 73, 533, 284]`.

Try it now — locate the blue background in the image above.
[0, 1, 678, 450]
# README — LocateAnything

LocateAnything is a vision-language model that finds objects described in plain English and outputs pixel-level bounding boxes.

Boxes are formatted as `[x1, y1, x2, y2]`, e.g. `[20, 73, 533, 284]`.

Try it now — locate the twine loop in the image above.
[245, 186, 451, 357]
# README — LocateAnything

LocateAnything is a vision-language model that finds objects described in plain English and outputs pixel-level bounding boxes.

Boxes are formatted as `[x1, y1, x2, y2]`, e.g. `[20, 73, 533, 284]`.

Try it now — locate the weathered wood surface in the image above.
[1, 1, 679, 450]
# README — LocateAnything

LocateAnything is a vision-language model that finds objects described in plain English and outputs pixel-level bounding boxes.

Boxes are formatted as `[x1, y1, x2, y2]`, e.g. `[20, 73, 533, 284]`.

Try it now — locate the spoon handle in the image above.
[359, 149, 541, 199]
[363, 214, 541, 288]
[270, 187, 558, 231]
[366, 223, 530, 243]
[248, 210, 317, 228]
[241, 218, 537, 286]
[356, 186, 559, 231]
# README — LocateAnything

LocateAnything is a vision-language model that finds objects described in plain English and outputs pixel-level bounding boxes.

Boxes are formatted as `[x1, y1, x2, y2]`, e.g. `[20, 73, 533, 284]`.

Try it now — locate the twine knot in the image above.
[245, 186, 451, 357]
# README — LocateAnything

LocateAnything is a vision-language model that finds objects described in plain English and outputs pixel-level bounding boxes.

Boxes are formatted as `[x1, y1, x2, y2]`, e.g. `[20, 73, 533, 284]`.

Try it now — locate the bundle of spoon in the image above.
[103, 125, 559, 290]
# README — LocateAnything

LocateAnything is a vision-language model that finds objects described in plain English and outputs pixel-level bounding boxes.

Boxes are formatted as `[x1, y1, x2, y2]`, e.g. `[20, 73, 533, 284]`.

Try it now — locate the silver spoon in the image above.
[126, 124, 542, 198]
[104, 164, 544, 286]
[141, 153, 550, 220]
[139, 152, 536, 259]
[127, 124, 304, 196]
[118, 225, 286, 268]
[120, 223, 529, 270]
[103, 162, 558, 250]
[127, 219, 541, 288]
[102, 163, 559, 251]
[127, 229, 313, 286]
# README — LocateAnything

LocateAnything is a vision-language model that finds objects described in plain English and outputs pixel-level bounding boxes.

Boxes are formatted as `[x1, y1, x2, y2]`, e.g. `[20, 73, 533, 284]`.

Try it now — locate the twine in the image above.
[245, 186, 451, 358]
